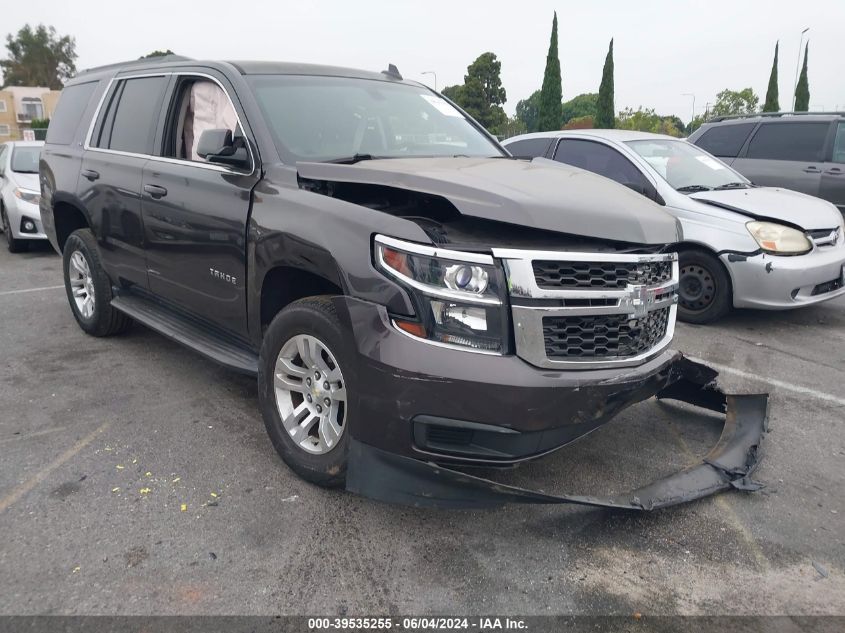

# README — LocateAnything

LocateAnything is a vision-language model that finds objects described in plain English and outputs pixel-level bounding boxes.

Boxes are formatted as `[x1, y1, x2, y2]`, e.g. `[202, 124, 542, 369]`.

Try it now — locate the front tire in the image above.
[258, 296, 354, 488]
[677, 249, 732, 324]
[2, 206, 28, 253]
[62, 229, 132, 336]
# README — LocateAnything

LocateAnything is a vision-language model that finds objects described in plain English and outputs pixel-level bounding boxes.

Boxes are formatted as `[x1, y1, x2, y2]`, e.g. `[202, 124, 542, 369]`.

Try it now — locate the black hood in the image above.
[296, 156, 680, 245]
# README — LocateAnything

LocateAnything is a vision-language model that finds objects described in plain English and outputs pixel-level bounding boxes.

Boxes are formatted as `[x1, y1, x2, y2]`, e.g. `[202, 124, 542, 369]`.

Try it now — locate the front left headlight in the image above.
[374, 235, 509, 353]
[746, 221, 811, 255]
[14, 188, 41, 205]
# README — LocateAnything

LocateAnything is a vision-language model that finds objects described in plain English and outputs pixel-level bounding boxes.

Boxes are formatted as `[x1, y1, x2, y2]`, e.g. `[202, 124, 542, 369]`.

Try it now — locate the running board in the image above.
[111, 294, 259, 376]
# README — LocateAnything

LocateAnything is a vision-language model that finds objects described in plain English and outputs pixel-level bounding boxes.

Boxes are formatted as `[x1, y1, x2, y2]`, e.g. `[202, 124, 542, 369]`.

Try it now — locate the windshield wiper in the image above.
[323, 154, 380, 164]
[676, 185, 713, 193]
[714, 182, 750, 190]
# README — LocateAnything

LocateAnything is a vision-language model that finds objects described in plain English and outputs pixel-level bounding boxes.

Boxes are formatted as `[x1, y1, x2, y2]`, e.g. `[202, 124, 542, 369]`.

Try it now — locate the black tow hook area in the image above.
[346, 357, 769, 510]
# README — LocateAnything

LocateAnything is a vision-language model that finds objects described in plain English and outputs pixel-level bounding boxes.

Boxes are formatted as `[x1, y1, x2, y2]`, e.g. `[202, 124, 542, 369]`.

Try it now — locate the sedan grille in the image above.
[543, 308, 671, 359]
[533, 260, 674, 289]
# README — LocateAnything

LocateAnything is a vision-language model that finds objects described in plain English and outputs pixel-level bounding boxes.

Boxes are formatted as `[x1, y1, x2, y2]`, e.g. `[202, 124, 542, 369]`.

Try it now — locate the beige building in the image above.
[0, 86, 62, 140]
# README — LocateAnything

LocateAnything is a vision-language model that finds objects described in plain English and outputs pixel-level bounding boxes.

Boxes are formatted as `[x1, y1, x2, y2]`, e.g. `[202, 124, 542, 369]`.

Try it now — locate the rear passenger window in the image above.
[506, 138, 551, 158]
[45, 81, 97, 145]
[693, 123, 755, 158]
[746, 122, 829, 162]
[554, 139, 648, 189]
[94, 76, 168, 154]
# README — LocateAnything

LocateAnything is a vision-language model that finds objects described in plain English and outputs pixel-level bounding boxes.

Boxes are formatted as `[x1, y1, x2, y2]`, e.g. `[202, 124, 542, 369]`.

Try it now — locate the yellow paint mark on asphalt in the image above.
[0, 422, 110, 514]
[665, 419, 770, 571]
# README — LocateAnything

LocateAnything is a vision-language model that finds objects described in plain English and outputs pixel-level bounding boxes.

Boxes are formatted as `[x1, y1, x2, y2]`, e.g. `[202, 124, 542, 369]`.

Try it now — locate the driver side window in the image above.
[163, 76, 243, 164]
[554, 139, 649, 190]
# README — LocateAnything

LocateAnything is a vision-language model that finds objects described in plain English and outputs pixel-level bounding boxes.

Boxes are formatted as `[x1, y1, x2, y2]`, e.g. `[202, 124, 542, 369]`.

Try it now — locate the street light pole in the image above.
[421, 71, 438, 92]
[682, 93, 695, 125]
[792, 27, 809, 111]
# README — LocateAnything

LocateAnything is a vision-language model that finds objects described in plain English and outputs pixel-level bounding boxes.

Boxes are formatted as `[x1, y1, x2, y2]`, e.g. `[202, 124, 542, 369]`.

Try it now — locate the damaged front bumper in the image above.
[346, 357, 768, 510]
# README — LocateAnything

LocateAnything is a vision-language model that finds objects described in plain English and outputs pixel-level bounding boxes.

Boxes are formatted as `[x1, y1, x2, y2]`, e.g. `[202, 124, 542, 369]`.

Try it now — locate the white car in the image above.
[504, 130, 845, 323]
[0, 140, 45, 253]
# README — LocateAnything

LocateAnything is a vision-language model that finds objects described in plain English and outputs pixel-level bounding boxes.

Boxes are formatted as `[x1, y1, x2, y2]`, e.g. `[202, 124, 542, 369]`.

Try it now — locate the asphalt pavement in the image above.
[0, 241, 843, 616]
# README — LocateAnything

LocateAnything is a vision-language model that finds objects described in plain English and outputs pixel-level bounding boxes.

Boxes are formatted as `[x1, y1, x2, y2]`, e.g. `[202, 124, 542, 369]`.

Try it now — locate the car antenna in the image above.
[381, 63, 403, 80]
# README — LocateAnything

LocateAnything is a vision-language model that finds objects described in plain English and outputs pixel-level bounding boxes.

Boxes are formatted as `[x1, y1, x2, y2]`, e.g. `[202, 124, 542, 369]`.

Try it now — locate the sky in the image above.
[4, 0, 844, 123]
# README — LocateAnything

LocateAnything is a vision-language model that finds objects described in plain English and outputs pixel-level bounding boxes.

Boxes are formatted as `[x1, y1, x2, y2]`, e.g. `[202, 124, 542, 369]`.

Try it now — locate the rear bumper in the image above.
[347, 357, 769, 510]
[724, 248, 845, 309]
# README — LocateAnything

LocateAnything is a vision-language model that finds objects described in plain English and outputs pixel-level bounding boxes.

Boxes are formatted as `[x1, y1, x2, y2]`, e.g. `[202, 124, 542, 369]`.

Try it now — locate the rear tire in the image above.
[677, 249, 732, 324]
[2, 206, 28, 253]
[258, 296, 354, 488]
[62, 229, 132, 336]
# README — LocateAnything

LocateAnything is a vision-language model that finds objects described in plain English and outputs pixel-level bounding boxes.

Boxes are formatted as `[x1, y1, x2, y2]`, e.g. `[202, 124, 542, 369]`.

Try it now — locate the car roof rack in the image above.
[709, 111, 845, 122]
[77, 55, 194, 75]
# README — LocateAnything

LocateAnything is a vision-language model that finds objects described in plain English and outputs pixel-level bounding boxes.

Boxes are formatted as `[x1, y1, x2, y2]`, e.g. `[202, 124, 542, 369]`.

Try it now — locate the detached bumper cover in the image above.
[346, 357, 768, 510]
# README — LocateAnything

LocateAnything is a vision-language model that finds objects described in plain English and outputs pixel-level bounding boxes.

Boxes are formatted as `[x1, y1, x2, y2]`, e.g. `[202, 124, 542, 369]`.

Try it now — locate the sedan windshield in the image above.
[246, 75, 504, 163]
[626, 139, 749, 192]
[11, 146, 41, 174]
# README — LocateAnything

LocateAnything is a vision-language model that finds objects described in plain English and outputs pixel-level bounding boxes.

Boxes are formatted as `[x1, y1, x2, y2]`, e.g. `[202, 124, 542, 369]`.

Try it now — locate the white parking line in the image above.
[689, 356, 845, 407]
[0, 284, 64, 297]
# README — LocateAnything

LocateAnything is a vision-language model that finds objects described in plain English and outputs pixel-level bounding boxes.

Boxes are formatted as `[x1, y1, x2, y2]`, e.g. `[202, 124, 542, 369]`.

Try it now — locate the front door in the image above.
[141, 73, 260, 338]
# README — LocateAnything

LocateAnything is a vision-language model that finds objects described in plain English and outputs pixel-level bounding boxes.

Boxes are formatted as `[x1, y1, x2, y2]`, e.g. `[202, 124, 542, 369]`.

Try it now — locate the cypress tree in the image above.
[763, 42, 779, 112]
[794, 42, 810, 111]
[538, 12, 562, 131]
[595, 39, 615, 128]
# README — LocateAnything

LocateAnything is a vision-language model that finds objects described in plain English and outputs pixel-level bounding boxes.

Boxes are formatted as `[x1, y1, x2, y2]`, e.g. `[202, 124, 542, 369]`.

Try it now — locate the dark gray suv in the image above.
[689, 113, 845, 216]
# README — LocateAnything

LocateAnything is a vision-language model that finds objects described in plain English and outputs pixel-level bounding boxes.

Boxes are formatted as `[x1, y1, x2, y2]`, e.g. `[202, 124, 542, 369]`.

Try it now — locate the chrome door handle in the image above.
[802, 166, 822, 173]
[143, 184, 168, 199]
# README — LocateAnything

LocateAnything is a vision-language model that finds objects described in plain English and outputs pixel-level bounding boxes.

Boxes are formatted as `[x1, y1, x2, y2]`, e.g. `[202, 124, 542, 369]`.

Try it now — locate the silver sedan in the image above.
[504, 130, 845, 323]
[0, 140, 46, 253]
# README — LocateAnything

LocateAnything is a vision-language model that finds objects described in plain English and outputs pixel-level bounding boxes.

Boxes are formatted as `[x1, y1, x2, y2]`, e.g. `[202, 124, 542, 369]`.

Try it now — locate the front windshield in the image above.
[11, 146, 41, 174]
[246, 75, 504, 162]
[626, 139, 748, 192]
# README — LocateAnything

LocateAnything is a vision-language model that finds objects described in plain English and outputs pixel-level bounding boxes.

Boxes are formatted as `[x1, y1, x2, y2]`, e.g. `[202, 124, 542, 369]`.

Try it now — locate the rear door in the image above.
[140, 71, 260, 338]
[820, 121, 845, 215]
[78, 74, 170, 287]
[732, 121, 831, 196]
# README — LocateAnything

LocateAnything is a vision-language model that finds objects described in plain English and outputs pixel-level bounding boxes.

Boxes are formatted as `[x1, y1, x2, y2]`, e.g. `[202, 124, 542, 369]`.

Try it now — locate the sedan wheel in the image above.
[679, 263, 715, 313]
[273, 333, 347, 455]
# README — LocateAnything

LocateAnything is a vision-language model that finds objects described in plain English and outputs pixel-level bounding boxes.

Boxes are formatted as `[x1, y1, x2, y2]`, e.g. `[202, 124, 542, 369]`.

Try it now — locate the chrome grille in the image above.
[533, 260, 674, 289]
[492, 248, 679, 369]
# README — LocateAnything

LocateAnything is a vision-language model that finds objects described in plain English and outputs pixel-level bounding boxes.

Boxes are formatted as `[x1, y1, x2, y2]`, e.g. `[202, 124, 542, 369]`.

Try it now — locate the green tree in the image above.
[515, 90, 541, 132]
[595, 39, 614, 129]
[140, 49, 175, 59]
[538, 12, 562, 131]
[0, 24, 76, 89]
[763, 42, 779, 112]
[710, 88, 759, 117]
[498, 116, 528, 140]
[441, 52, 507, 134]
[561, 93, 597, 126]
[794, 43, 809, 111]
[616, 107, 683, 137]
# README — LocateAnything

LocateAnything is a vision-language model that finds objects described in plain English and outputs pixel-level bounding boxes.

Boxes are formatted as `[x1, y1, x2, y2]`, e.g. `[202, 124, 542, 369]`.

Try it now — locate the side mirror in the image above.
[196, 128, 250, 168]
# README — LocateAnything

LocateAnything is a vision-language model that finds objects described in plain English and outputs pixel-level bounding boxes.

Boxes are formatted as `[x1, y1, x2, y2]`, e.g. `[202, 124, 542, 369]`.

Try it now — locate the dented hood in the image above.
[297, 156, 679, 244]
[689, 186, 842, 230]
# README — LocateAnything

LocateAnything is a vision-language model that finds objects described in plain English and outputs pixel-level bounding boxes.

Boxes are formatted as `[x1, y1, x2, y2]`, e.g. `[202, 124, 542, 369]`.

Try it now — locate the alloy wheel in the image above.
[273, 334, 347, 454]
[68, 250, 96, 319]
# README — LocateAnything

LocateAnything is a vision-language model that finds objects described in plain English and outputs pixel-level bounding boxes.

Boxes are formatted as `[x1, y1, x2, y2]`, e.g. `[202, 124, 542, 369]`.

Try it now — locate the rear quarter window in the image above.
[746, 122, 830, 162]
[505, 137, 552, 158]
[692, 122, 756, 158]
[45, 81, 98, 145]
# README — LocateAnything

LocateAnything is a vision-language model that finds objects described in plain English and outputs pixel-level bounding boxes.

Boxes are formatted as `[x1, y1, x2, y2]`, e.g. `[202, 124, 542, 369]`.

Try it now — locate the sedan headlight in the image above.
[746, 221, 811, 255]
[374, 235, 508, 353]
[14, 188, 41, 205]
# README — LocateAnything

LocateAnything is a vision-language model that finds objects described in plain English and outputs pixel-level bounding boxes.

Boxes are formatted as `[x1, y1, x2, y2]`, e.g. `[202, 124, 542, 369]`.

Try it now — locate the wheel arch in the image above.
[51, 196, 93, 253]
[673, 240, 736, 307]
[258, 264, 345, 334]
